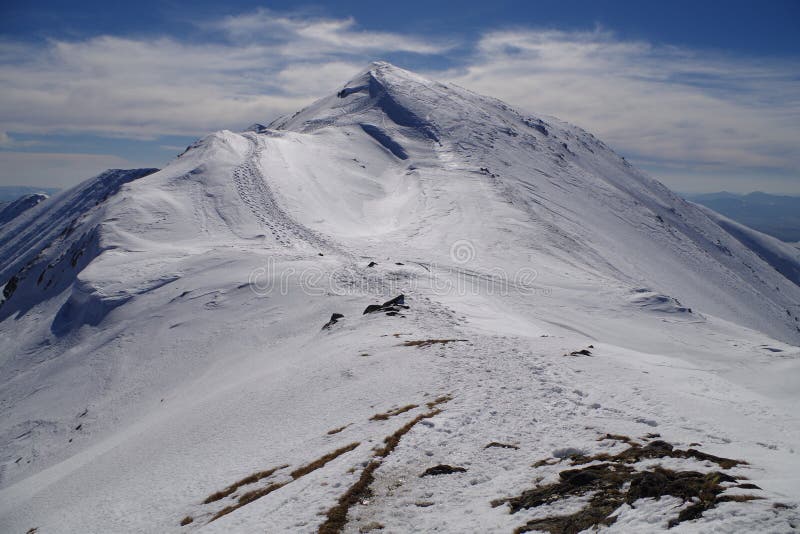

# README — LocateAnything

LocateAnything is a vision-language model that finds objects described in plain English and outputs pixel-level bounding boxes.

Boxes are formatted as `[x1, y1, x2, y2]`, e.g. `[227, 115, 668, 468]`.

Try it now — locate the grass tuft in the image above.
[502, 439, 757, 533]
[401, 339, 467, 348]
[319, 409, 444, 533]
[369, 404, 418, 421]
[290, 442, 360, 479]
[203, 464, 289, 504]
[425, 394, 453, 409]
[376, 410, 440, 457]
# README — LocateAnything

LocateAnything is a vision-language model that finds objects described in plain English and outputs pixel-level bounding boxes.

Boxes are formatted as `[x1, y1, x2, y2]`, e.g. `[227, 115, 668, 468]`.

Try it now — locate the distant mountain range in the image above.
[0, 185, 60, 202]
[686, 191, 800, 243]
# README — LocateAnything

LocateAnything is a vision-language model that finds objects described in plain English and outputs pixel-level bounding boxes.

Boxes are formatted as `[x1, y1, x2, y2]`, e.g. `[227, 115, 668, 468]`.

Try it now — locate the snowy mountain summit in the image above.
[1, 62, 798, 533]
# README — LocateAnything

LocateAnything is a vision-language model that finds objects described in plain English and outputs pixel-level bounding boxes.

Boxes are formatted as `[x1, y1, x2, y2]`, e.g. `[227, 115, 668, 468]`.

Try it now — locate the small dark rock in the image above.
[485, 442, 519, 450]
[737, 483, 762, 490]
[322, 313, 345, 330]
[383, 294, 405, 307]
[363, 294, 406, 315]
[420, 464, 467, 477]
[367, 261, 377, 268]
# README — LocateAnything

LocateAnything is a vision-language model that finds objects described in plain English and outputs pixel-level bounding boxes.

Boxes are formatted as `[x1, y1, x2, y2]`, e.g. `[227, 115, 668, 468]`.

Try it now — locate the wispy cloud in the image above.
[0, 13, 797, 192]
[442, 28, 800, 190]
[215, 9, 454, 55]
[0, 131, 42, 149]
[0, 10, 452, 139]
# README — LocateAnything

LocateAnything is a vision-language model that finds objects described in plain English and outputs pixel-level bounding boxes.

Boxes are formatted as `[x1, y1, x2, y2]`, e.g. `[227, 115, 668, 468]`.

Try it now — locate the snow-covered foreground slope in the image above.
[0, 63, 798, 533]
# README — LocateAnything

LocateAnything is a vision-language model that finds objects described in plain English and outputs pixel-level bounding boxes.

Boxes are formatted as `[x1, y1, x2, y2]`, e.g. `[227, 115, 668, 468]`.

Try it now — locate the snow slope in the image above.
[0, 193, 49, 229]
[0, 62, 798, 533]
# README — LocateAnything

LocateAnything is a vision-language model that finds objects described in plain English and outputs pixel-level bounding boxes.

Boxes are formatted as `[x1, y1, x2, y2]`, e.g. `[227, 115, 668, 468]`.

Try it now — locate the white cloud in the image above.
[0, 15, 797, 192]
[0, 10, 452, 139]
[0, 36, 318, 138]
[216, 9, 454, 55]
[442, 29, 800, 178]
[0, 131, 42, 149]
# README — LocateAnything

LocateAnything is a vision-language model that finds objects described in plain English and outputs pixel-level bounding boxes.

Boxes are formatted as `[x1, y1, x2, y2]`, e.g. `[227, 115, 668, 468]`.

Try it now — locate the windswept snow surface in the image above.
[0, 194, 49, 229]
[0, 62, 798, 533]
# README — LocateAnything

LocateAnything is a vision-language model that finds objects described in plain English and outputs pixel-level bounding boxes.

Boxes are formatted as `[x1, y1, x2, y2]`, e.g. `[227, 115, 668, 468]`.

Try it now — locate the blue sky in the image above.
[1, 1, 798, 193]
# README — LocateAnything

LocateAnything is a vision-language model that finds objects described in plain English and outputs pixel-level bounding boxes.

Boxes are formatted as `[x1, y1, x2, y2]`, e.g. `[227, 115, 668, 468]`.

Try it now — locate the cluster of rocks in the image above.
[321, 294, 409, 330]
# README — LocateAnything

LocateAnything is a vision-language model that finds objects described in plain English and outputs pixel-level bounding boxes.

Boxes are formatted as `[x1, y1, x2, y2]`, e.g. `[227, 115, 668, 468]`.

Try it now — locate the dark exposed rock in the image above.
[363, 294, 407, 315]
[363, 304, 383, 314]
[2, 275, 18, 300]
[420, 464, 467, 477]
[322, 313, 344, 330]
[485, 442, 520, 450]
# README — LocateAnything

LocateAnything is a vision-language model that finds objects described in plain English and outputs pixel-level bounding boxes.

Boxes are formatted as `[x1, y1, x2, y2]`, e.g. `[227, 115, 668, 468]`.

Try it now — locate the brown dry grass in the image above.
[369, 404, 418, 421]
[290, 442, 360, 479]
[203, 464, 289, 504]
[569, 439, 746, 470]
[327, 424, 350, 435]
[179, 516, 193, 526]
[211, 482, 287, 522]
[319, 409, 444, 533]
[401, 339, 467, 348]
[319, 460, 380, 534]
[376, 409, 440, 457]
[208, 443, 360, 523]
[597, 433, 637, 445]
[503, 439, 758, 533]
[425, 394, 453, 409]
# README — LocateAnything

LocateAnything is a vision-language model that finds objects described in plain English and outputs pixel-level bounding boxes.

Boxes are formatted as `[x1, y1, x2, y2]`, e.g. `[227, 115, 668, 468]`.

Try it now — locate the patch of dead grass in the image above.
[319, 409, 444, 533]
[203, 464, 289, 504]
[290, 442, 360, 479]
[208, 443, 360, 523]
[369, 404, 418, 421]
[425, 394, 453, 409]
[499, 439, 757, 533]
[401, 339, 467, 348]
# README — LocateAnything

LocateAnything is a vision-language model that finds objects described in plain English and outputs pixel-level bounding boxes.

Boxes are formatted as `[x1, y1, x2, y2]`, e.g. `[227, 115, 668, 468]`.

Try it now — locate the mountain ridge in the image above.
[0, 62, 798, 533]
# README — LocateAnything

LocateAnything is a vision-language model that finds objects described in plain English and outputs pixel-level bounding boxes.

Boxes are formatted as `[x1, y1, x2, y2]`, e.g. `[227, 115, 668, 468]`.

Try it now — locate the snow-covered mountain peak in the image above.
[1, 63, 799, 534]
